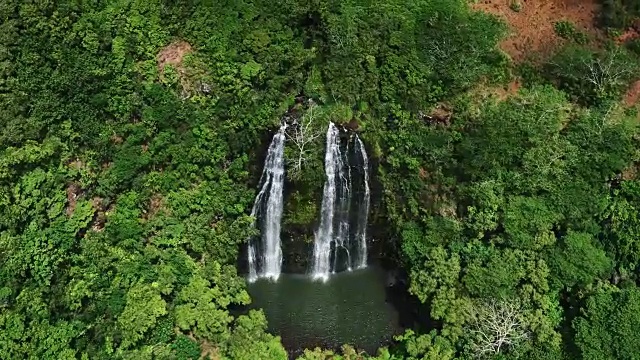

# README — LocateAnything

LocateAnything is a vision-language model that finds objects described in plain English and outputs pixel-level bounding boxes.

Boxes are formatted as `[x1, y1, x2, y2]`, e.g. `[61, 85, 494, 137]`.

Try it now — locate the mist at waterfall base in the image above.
[247, 266, 402, 357]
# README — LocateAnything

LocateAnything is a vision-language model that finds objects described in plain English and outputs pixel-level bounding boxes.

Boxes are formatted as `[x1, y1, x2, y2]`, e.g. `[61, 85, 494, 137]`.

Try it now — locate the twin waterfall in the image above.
[311, 123, 370, 281]
[248, 122, 370, 283]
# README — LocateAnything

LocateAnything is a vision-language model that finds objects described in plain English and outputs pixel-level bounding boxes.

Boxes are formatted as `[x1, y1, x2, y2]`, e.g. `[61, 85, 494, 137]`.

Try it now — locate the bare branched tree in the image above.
[285, 103, 323, 177]
[468, 298, 528, 358]
[583, 48, 632, 95]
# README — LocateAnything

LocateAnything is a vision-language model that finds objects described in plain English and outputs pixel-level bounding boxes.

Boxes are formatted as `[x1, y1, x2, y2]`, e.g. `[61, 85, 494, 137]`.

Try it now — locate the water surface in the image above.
[248, 266, 401, 356]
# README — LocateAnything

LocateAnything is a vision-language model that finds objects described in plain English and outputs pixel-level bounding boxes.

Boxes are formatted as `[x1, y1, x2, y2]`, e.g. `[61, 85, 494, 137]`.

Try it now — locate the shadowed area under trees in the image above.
[1, 0, 640, 359]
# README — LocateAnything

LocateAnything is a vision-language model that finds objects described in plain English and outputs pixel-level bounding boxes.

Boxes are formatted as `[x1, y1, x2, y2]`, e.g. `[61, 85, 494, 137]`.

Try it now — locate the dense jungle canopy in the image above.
[1, 0, 640, 359]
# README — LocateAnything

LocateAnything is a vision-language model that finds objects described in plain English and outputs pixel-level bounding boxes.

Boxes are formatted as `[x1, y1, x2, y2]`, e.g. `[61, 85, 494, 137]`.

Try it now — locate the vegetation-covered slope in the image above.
[1, 0, 639, 359]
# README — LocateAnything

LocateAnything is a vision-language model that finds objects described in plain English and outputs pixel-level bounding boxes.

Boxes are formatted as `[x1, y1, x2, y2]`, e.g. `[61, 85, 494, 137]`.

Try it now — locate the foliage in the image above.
[554, 21, 589, 44]
[1, 0, 640, 359]
[393, 330, 455, 360]
[381, 84, 637, 359]
[600, 0, 640, 28]
[546, 45, 639, 105]
[573, 287, 640, 360]
[509, 0, 522, 13]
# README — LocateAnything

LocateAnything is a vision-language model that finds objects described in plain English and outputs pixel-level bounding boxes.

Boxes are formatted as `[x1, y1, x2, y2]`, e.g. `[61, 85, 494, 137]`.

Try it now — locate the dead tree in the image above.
[285, 103, 322, 177]
[468, 298, 528, 358]
[583, 48, 632, 95]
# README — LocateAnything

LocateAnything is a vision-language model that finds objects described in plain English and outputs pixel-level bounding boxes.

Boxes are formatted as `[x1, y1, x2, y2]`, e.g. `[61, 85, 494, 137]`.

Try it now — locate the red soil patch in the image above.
[157, 40, 200, 98]
[472, 0, 601, 62]
[624, 80, 640, 107]
[616, 28, 640, 45]
[615, 17, 640, 56]
[495, 79, 522, 100]
[157, 41, 192, 72]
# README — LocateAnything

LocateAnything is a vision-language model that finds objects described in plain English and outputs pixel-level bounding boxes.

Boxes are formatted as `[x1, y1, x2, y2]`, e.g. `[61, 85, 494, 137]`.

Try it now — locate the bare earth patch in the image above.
[420, 103, 453, 126]
[157, 40, 204, 98]
[493, 79, 522, 100]
[66, 183, 81, 216]
[467, 78, 522, 104]
[616, 28, 640, 45]
[472, 0, 601, 62]
[90, 197, 108, 232]
[157, 40, 192, 73]
[622, 164, 638, 181]
[624, 80, 640, 107]
[144, 193, 168, 220]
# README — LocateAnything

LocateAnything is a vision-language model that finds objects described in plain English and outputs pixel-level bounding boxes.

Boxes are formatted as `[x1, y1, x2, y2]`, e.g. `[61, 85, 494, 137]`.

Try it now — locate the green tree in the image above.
[573, 286, 640, 360]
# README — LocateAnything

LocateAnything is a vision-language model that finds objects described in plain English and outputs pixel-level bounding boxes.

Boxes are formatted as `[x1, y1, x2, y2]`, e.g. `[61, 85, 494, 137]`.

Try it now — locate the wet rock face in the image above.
[281, 236, 312, 273]
[282, 96, 316, 127]
[244, 95, 385, 277]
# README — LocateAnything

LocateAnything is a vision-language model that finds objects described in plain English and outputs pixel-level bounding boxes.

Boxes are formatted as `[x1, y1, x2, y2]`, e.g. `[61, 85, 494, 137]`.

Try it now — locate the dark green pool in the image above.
[247, 266, 402, 356]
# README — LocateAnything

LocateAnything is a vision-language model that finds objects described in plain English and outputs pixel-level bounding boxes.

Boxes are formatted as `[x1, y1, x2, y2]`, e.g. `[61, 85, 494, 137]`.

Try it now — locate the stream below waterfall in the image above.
[247, 266, 402, 357]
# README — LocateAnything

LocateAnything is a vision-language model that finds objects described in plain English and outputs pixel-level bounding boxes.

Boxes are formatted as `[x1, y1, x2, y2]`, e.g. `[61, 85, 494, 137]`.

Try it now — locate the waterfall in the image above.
[333, 135, 352, 273]
[313, 123, 371, 281]
[248, 124, 286, 282]
[312, 122, 341, 282]
[355, 135, 370, 269]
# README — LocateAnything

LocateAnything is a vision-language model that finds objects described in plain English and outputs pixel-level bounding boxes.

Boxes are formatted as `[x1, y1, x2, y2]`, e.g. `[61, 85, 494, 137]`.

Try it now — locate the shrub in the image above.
[600, 0, 640, 28]
[554, 20, 589, 44]
[172, 336, 201, 360]
[627, 38, 640, 55]
[509, 0, 522, 12]
[546, 45, 639, 105]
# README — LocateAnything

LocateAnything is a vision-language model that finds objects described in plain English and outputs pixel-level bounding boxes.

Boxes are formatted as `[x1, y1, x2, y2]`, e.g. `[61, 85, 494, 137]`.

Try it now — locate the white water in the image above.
[248, 124, 287, 282]
[355, 135, 370, 269]
[312, 123, 342, 281]
[333, 134, 352, 273]
[313, 124, 371, 281]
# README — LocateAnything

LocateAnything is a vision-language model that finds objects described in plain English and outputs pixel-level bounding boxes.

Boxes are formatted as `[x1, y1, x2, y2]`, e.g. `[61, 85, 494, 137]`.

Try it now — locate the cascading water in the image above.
[312, 123, 341, 281]
[333, 136, 352, 273]
[355, 135, 370, 269]
[312, 124, 370, 281]
[248, 124, 287, 282]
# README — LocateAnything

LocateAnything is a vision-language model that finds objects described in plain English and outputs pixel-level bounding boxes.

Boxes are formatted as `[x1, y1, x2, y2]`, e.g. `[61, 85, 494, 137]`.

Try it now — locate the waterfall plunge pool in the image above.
[247, 266, 403, 357]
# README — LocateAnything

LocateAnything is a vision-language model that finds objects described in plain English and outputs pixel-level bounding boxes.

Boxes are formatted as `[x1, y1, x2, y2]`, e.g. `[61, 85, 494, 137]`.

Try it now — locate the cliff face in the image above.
[244, 100, 395, 275]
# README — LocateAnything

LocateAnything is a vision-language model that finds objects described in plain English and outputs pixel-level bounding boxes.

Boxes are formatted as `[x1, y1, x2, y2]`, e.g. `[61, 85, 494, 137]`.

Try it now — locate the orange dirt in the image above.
[616, 28, 640, 45]
[494, 79, 522, 100]
[472, 0, 601, 62]
[157, 41, 192, 72]
[624, 80, 640, 107]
